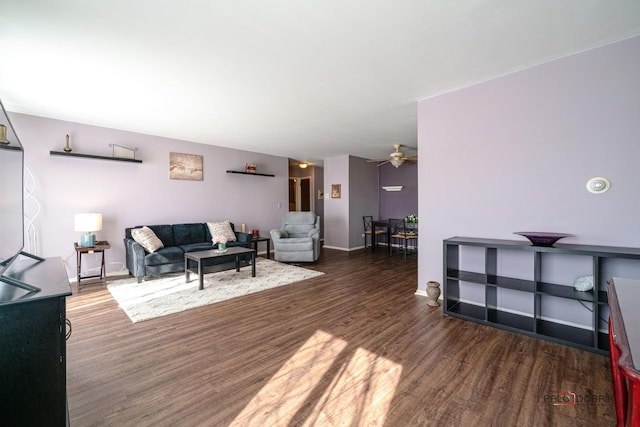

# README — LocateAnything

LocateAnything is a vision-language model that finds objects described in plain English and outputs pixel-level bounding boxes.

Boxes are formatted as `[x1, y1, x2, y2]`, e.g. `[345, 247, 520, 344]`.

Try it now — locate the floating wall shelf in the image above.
[382, 185, 404, 192]
[226, 170, 275, 177]
[50, 151, 142, 163]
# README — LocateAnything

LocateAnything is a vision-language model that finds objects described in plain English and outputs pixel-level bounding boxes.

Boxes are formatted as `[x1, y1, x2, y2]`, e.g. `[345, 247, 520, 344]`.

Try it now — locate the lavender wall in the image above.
[418, 36, 640, 296]
[10, 113, 289, 280]
[378, 162, 418, 220]
[349, 156, 379, 248]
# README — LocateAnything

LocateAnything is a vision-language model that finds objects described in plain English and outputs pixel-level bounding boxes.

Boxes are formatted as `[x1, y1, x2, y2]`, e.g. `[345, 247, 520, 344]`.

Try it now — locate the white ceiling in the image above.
[1, 1, 639, 165]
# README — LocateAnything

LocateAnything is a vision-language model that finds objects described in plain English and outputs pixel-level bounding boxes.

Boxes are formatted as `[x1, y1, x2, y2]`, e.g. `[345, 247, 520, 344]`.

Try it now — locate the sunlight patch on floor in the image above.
[230, 330, 402, 426]
[301, 346, 402, 426]
[66, 293, 116, 311]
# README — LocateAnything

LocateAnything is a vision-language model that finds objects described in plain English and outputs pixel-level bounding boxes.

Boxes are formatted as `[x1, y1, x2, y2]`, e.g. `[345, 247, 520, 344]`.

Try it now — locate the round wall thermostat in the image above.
[586, 177, 610, 194]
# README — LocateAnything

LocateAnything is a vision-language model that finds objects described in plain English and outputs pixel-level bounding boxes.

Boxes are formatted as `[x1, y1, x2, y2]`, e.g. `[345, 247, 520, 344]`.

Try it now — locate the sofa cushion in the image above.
[284, 223, 315, 237]
[179, 242, 214, 253]
[148, 224, 175, 247]
[144, 246, 184, 266]
[207, 220, 237, 242]
[174, 223, 207, 246]
[131, 226, 164, 253]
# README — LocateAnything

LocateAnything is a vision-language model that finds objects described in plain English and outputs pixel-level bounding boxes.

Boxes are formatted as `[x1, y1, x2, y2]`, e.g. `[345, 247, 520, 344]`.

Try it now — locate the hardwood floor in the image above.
[66, 248, 616, 426]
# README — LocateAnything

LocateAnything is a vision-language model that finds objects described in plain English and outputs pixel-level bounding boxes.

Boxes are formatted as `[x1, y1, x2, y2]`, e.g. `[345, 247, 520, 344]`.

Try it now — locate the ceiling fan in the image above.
[366, 144, 417, 168]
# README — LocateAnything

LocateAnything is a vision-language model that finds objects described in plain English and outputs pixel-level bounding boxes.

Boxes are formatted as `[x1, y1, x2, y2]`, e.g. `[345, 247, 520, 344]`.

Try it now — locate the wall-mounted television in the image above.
[0, 99, 41, 294]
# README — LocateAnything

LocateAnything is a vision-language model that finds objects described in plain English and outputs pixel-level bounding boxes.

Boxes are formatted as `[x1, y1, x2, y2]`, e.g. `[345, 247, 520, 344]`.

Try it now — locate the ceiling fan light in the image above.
[390, 158, 404, 168]
[298, 162, 308, 169]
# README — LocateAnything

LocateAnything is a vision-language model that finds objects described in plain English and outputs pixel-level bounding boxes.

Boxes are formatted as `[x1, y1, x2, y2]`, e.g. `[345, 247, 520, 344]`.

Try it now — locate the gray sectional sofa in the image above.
[124, 222, 252, 282]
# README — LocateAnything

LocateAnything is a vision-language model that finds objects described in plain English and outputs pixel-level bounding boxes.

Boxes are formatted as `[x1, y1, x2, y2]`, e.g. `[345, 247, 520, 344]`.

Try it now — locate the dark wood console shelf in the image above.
[50, 150, 142, 163]
[444, 236, 640, 355]
[226, 170, 275, 177]
[0, 256, 71, 425]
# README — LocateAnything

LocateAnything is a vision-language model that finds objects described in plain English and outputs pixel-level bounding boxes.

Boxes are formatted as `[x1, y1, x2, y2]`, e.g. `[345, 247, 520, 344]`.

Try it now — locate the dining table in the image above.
[371, 219, 418, 252]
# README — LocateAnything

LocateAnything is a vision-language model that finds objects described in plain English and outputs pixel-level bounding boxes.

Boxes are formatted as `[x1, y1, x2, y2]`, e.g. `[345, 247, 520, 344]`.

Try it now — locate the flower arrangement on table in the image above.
[213, 235, 228, 252]
[405, 214, 418, 223]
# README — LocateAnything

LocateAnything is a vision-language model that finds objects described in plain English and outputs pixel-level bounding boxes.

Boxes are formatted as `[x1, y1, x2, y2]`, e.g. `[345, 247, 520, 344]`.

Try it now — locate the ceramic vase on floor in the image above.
[426, 281, 441, 306]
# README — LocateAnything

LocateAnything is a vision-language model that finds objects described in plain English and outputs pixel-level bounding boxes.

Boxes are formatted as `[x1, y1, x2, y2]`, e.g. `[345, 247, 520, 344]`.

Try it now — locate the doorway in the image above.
[289, 177, 312, 211]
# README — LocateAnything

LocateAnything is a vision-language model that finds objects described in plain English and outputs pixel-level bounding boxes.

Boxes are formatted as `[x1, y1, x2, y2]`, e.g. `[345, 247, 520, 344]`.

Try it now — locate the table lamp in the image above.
[75, 213, 102, 247]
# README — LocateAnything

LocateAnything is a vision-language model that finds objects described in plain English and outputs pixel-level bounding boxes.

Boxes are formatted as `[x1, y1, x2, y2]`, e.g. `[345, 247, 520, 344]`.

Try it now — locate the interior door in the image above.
[289, 177, 312, 211]
[300, 178, 311, 211]
[289, 179, 297, 211]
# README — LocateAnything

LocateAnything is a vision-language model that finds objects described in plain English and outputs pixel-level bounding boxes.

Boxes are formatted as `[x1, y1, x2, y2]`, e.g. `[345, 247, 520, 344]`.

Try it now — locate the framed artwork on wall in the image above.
[331, 184, 341, 198]
[169, 152, 203, 181]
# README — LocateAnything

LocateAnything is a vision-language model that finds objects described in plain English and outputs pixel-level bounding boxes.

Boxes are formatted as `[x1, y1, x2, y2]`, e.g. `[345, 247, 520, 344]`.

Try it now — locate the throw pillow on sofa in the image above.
[207, 220, 237, 242]
[131, 226, 164, 253]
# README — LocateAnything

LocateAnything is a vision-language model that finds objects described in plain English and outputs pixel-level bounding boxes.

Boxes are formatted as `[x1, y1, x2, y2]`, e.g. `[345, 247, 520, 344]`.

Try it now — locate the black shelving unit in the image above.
[443, 236, 640, 355]
[226, 170, 275, 177]
[50, 150, 142, 163]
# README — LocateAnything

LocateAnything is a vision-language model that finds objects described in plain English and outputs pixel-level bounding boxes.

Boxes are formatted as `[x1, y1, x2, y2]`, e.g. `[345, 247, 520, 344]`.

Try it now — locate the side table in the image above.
[250, 235, 271, 259]
[74, 241, 110, 285]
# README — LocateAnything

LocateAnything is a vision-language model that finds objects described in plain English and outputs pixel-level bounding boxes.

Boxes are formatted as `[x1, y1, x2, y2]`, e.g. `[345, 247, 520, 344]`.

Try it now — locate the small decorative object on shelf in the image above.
[109, 143, 137, 160]
[245, 163, 256, 173]
[513, 231, 573, 247]
[63, 134, 72, 152]
[252, 229, 259, 236]
[0, 124, 9, 144]
[426, 281, 441, 306]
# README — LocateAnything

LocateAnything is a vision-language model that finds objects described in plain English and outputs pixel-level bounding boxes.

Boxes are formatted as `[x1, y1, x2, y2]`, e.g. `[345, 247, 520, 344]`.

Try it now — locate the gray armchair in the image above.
[270, 212, 320, 262]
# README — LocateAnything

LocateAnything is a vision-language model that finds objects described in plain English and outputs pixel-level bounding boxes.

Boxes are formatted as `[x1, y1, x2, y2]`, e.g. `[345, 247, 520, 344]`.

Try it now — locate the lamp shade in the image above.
[74, 213, 102, 232]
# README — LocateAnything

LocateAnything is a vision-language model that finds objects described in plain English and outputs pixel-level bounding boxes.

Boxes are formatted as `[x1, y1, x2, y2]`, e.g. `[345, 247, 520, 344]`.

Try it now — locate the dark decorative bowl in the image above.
[514, 232, 573, 247]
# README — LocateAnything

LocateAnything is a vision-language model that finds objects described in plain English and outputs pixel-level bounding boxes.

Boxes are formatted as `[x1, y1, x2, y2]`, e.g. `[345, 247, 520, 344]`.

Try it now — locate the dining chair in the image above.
[389, 218, 418, 258]
[363, 216, 386, 249]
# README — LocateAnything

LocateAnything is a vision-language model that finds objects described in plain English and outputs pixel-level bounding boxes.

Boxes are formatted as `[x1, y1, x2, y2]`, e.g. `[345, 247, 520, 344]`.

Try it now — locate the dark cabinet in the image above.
[443, 237, 640, 355]
[0, 257, 71, 426]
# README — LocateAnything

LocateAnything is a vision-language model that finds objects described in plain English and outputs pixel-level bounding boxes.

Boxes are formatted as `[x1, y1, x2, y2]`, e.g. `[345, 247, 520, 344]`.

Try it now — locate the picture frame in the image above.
[169, 152, 203, 181]
[331, 184, 341, 199]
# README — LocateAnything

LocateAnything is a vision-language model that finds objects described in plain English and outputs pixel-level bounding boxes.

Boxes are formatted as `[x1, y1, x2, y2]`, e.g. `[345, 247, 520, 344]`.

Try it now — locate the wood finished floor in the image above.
[66, 248, 616, 426]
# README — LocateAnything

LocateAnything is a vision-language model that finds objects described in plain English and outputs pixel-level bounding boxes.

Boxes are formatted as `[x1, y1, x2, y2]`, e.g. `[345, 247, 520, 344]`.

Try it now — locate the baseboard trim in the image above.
[323, 245, 357, 251]
[414, 289, 427, 297]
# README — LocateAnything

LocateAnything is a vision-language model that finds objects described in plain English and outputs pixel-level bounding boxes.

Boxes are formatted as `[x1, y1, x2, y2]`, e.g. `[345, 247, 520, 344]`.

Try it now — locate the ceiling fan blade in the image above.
[405, 155, 418, 161]
[376, 160, 390, 166]
[366, 158, 389, 163]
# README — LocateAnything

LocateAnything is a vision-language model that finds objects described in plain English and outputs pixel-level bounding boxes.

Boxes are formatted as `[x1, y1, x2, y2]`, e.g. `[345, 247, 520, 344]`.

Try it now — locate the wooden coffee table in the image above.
[185, 247, 256, 290]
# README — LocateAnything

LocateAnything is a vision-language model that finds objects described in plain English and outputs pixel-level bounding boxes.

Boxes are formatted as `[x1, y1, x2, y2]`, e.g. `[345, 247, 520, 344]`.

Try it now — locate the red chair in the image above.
[608, 280, 640, 427]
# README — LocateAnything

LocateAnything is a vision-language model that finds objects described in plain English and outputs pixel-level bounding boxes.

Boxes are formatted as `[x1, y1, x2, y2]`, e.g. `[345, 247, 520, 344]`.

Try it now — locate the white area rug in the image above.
[107, 258, 324, 323]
